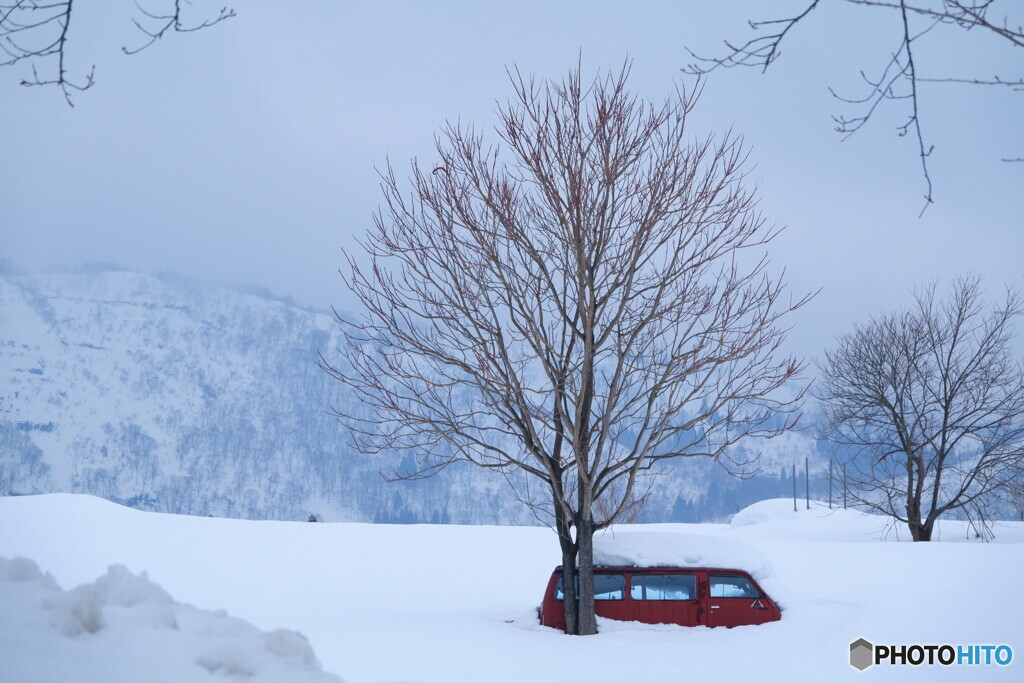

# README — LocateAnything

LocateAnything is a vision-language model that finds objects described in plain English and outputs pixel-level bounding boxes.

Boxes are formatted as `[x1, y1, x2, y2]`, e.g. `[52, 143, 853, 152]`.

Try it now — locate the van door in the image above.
[705, 573, 774, 627]
[626, 572, 700, 626]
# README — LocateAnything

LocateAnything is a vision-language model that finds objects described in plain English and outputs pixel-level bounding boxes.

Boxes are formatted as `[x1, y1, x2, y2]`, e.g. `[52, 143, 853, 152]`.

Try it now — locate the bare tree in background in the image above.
[1004, 466, 1024, 521]
[320, 64, 808, 634]
[0, 0, 233, 106]
[685, 1, 1024, 213]
[817, 277, 1024, 541]
[1009, 479, 1024, 521]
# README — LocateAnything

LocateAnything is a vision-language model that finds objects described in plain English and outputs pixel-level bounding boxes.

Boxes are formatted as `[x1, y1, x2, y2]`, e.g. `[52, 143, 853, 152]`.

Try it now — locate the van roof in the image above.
[552, 566, 755, 574]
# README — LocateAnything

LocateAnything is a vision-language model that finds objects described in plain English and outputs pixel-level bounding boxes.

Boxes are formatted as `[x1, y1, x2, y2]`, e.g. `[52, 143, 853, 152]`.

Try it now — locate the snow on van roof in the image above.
[593, 531, 771, 577]
[591, 530, 788, 606]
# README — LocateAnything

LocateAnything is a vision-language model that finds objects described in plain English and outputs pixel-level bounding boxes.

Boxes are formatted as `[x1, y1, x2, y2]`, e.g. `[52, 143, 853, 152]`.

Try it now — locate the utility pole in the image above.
[805, 456, 810, 509]
[792, 462, 797, 513]
[843, 463, 847, 510]
[829, 459, 833, 510]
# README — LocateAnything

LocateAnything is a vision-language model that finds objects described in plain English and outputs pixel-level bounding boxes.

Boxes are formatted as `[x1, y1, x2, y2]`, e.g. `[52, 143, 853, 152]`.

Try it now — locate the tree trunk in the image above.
[575, 517, 598, 635]
[907, 506, 933, 541]
[908, 521, 931, 541]
[557, 536, 579, 634]
[919, 515, 937, 542]
[906, 485, 931, 541]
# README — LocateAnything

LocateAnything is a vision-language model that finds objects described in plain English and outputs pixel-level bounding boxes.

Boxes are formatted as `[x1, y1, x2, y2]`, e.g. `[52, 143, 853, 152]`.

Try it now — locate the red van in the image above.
[539, 566, 781, 631]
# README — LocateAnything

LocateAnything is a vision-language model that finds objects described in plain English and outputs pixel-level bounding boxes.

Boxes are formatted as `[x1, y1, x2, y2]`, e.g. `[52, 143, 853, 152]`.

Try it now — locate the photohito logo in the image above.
[849, 639, 1013, 670]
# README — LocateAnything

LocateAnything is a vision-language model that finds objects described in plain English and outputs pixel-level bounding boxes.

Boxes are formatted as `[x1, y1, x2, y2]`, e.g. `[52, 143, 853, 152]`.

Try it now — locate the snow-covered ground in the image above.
[1, 494, 1021, 682]
[0, 556, 341, 683]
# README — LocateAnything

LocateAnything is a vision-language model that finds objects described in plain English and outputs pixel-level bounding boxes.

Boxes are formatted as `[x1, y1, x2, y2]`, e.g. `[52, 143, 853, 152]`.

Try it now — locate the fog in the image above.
[2, 1, 1020, 361]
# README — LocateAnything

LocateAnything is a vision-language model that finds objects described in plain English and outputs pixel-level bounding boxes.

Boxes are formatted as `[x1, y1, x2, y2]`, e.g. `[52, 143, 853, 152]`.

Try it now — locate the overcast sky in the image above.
[2, 1, 1020, 360]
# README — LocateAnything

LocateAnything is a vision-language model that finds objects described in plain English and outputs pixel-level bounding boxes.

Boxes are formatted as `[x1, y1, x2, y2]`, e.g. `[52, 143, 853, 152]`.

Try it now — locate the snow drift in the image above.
[0, 556, 342, 683]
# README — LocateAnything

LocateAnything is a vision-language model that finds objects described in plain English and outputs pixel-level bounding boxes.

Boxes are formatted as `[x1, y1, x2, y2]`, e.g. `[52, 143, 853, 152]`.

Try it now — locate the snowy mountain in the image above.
[0, 268, 824, 523]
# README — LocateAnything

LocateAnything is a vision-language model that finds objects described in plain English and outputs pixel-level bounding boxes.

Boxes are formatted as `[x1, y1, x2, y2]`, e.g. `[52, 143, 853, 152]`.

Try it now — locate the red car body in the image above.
[539, 566, 781, 631]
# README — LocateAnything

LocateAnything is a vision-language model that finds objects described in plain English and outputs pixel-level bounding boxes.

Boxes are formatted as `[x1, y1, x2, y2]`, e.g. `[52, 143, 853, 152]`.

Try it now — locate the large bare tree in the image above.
[817, 277, 1024, 541]
[685, 1, 1024, 213]
[320, 65, 808, 634]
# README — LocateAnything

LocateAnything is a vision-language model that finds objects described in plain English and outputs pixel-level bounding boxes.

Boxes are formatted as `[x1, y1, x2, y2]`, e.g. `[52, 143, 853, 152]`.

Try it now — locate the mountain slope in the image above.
[0, 269, 823, 522]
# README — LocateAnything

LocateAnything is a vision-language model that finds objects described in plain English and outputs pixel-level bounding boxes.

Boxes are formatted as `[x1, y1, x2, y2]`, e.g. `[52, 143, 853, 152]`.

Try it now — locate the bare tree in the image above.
[0, 0, 233, 106]
[1009, 478, 1024, 521]
[319, 64, 808, 634]
[817, 277, 1024, 541]
[1001, 463, 1024, 521]
[685, 1, 1024, 213]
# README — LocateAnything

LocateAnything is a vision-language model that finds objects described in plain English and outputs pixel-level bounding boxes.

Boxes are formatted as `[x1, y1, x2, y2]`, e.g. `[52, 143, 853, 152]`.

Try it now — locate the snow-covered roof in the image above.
[590, 530, 789, 608]
[594, 531, 771, 577]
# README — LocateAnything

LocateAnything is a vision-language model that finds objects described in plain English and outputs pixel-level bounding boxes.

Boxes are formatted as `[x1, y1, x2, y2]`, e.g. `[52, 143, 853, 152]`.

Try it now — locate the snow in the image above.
[2, 493, 1023, 682]
[594, 530, 773, 575]
[732, 497, 901, 537]
[0, 556, 341, 683]
[1, 270, 825, 524]
[592, 530, 783, 606]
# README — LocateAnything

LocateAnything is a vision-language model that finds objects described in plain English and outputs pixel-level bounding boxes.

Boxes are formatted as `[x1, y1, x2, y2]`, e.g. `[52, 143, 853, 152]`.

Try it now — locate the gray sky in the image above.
[2, 1, 1021, 360]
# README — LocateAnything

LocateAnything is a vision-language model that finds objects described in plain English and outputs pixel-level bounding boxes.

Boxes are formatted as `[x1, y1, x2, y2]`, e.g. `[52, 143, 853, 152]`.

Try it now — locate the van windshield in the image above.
[709, 575, 761, 598]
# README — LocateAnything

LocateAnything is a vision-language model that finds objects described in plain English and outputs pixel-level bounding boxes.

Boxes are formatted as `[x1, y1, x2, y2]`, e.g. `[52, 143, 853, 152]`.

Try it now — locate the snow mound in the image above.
[50, 564, 178, 636]
[593, 531, 772, 581]
[0, 555, 57, 585]
[731, 498, 835, 528]
[0, 556, 343, 683]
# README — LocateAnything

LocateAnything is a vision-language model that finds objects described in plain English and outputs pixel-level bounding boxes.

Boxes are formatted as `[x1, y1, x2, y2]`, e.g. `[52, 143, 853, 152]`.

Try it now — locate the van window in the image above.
[630, 573, 696, 601]
[709, 575, 761, 598]
[555, 573, 625, 600]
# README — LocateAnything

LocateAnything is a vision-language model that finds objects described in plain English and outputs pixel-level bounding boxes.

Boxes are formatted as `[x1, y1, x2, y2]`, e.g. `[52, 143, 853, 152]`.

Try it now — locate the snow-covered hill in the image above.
[2, 494, 1021, 682]
[1, 268, 823, 523]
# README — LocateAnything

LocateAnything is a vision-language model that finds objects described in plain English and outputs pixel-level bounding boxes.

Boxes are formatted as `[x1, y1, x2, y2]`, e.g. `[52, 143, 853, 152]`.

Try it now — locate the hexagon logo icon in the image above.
[850, 638, 874, 671]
